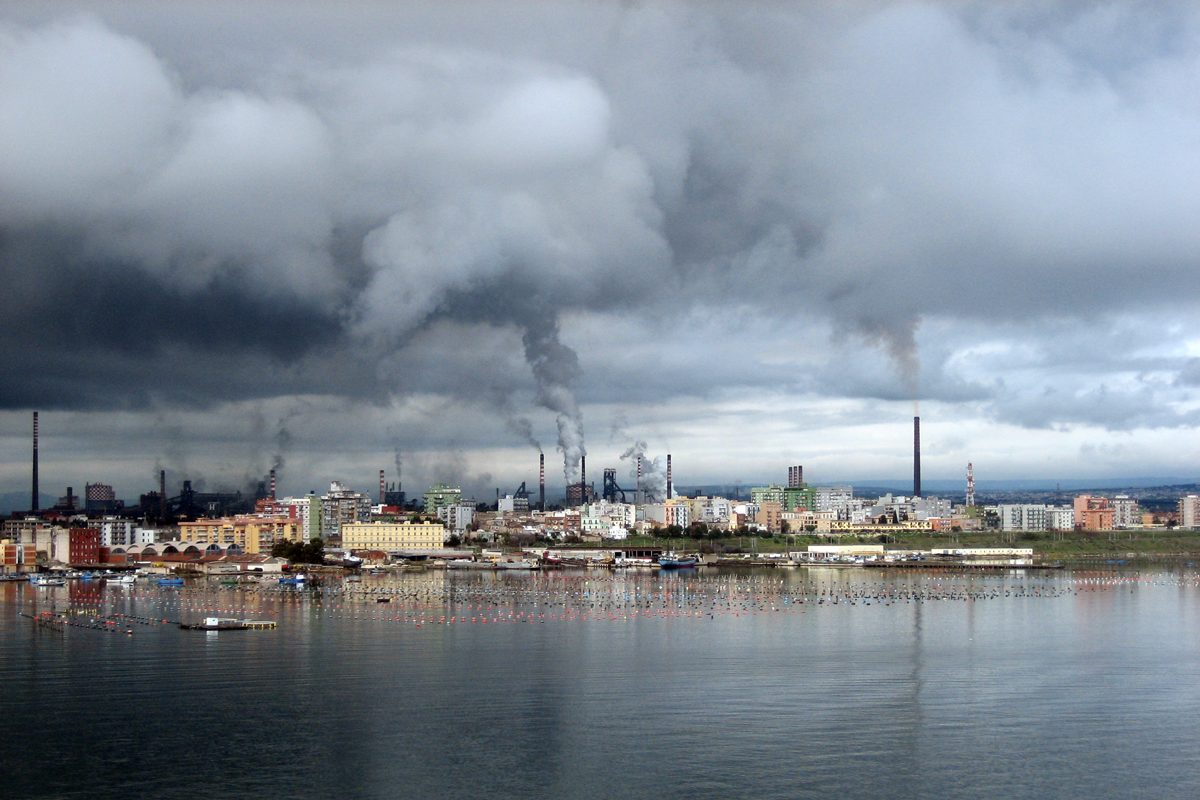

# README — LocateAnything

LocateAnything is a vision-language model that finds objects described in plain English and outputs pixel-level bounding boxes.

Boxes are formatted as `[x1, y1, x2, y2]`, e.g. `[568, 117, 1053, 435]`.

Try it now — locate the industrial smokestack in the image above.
[580, 455, 586, 505]
[539, 452, 545, 511]
[269, 469, 277, 501]
[666, 454, 673, 500]
[379, 469, 385, 504]
[31, 411, 38, 511]
[159, 469, 166, 520]
[913, 416, 922, 498]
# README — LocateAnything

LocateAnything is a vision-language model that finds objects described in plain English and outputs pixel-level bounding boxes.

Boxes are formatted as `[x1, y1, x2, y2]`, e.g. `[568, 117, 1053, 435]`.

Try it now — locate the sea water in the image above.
[2, 567, 1199, 799]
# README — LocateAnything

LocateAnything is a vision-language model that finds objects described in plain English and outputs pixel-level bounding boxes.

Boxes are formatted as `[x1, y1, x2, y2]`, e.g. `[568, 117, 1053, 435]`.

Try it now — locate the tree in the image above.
[271, 537, 325, 565]
[446, 534, 462, 548]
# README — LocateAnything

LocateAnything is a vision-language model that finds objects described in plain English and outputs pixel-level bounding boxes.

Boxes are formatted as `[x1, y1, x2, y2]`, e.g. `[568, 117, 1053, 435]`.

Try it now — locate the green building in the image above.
[423, 483, 462, 513]
[751, 484, 816, 512]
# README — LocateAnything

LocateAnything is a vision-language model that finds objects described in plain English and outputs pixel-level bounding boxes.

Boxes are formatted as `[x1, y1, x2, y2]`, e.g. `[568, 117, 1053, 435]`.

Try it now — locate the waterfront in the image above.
[4, 568, 1200, 799]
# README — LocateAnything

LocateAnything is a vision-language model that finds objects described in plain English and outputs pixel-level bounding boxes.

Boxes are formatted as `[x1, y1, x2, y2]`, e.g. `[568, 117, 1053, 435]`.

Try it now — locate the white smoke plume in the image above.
[620, 440, 666, 504]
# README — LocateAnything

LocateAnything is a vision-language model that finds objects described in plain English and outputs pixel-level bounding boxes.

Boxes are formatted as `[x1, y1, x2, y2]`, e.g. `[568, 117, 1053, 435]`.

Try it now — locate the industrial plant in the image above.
[0, 409, 1175, 573]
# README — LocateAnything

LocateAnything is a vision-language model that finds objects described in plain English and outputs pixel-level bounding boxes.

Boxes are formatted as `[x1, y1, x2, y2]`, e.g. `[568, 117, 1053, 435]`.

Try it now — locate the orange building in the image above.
[1073, 496, 1115, 531]
[178, 515, 302, 554]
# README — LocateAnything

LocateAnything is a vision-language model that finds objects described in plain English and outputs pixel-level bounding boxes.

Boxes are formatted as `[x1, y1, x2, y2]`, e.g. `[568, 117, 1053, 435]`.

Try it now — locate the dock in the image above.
[863, 561, 1063, 571]
[180, 618, 278, 631]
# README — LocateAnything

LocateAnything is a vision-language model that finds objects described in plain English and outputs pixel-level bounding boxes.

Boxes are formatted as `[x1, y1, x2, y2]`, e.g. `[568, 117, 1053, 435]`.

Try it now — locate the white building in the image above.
[1046, 507, 1075, 531]
[999, 505, 1047, 532]
[1179, 496, 1200, 530]
[437, 504, 475, 533]
[1112, 495, 1140, 529]
[281, 494, 322, 540]
[98, 518, 135, 547]
[814, 486, 855, 517]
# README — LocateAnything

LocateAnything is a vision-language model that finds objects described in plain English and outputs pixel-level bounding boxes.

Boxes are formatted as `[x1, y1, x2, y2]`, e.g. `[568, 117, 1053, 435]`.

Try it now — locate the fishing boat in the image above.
[657, 555, 700, 569]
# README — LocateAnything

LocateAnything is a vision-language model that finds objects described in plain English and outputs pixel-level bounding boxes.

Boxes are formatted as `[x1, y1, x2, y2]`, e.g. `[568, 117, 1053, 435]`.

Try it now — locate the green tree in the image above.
[271, 537, 325, 565]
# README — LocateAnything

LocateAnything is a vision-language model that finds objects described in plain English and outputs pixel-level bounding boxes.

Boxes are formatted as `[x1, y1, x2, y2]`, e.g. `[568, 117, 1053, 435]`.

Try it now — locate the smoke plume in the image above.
[521, 313, 585, 483]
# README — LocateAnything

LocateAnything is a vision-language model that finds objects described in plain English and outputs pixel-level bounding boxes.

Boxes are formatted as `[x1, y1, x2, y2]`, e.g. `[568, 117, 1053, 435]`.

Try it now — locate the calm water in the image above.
[3, 567, 1200, 799]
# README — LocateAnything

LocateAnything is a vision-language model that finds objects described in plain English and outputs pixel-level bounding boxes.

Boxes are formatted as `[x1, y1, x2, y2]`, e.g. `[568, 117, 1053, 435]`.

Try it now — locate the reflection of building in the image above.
[341, 521, 447, 551]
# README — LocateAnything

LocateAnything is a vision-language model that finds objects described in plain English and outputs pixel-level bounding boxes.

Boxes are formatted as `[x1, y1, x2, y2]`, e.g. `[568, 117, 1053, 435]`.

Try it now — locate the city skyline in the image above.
[2, 2, 1199, 502]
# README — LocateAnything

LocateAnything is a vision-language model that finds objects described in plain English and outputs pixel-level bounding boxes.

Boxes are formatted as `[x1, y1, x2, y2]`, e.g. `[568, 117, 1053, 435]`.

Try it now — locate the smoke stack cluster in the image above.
[913, 416, 921, 498]
[539, 452, 545, 511]
[269, 469, 277, 501]
[31, 411, 39, 512]
[666, 454, 673, 500]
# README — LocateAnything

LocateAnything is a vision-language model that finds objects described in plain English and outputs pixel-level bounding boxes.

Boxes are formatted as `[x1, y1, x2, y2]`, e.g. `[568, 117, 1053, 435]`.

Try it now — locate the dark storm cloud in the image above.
[1, 0, 1198, 445]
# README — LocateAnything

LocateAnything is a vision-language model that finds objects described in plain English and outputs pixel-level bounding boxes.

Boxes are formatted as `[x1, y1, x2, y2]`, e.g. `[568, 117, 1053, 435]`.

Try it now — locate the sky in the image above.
[1, 0, 1198, 505]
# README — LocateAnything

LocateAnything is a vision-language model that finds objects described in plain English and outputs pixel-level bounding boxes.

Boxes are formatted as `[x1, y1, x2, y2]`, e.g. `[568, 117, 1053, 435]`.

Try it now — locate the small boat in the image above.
[106, 574, 137, 585]
[278, 575, 307, 585]
[658, 556, 700, 569]
[29, 574, 66, 587]
[158, 578, 184, 586]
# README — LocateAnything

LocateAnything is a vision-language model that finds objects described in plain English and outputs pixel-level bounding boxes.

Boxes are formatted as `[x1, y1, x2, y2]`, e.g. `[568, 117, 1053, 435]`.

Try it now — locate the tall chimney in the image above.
[539, 453, 545, 511]
[269, 469, 277, 501]
[913, 416, 922, 498]
[666, 454, 673, 500]
[580, 455, 586, 505]
[637, 455, 642, 504]
[160, 469, 166, 520]
[379, 469, 385, 504]
[31, 411, 39, 511]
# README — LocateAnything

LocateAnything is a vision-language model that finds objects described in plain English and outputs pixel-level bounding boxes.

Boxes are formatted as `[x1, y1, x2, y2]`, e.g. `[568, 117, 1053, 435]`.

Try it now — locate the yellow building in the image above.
[178, 515, 302, 554]
[341, 521, 447, 552]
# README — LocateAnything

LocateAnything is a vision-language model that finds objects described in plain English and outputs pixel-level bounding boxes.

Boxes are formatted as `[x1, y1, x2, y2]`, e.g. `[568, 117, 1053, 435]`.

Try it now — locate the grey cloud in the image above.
[1, 1, 1198, 473]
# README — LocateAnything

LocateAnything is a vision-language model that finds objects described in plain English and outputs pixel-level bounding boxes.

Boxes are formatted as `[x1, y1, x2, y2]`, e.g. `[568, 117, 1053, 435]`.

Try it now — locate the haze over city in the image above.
[2, 1, 1199, 505]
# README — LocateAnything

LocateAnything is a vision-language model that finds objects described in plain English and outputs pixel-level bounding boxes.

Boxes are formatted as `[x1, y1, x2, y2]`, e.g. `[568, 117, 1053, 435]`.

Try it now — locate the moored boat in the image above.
[657, 555, 700, 569]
